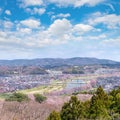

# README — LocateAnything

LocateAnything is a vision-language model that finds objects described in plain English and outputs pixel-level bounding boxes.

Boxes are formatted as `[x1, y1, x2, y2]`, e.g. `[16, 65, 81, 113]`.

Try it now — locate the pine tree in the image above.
[82, 100, 90, 118]
[47, 111, 61, 120]
[96, 86, 109, 107]
[89, 86, 111, 119]
[110, 87, 120, 114]
[60, 96, 84, 120]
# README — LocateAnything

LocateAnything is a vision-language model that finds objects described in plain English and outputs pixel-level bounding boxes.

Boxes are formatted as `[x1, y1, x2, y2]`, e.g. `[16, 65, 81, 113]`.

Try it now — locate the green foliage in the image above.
[34, 93, 46, 103]
[89, 95, 110, 119]
[96, 86, 110, 108]
[60, 96, 84, 120]
[89, 86, 111, 119]
[71, 69, 84, 74]
[47, 111, 61, 120]
[110, 87, 120, 116]
[110, 87, 120, 97]
[72, 91, 80, 95]
[47, 86, 120, 120]
[63, 67, 84, 74]
[0, 93, 12, 99]
[5, 92, 29, 102]
[82, 100, 90, 118]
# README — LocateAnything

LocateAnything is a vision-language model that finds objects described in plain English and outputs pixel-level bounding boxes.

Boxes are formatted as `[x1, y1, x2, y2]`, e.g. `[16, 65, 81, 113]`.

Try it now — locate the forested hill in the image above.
[0, 57, 119, 67]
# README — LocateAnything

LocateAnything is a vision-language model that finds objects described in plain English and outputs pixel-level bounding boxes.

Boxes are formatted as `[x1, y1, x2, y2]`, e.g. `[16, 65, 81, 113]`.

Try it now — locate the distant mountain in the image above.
[0, 57, 119, 67]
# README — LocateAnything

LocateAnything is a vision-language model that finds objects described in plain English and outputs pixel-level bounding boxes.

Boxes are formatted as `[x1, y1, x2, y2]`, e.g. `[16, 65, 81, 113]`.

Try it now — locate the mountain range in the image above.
[0, 57, 119, 67]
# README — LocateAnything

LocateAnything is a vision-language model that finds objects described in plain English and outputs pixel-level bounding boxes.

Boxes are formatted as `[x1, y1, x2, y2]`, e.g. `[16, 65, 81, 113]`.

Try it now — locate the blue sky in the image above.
[0, 0, 120, 61]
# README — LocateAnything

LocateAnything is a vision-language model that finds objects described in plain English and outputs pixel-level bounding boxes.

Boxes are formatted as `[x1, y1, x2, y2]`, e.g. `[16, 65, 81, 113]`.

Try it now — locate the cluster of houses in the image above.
[97, 76, 120, 92]
[0, 71, 75, 93]
[0, 68, 120, 93]
[0, 75, 50, 93]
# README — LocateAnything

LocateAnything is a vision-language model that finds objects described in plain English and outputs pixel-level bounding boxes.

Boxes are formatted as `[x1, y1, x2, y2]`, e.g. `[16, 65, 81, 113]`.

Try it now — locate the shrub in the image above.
[5, 92, 29, 102]
[47, 111, 61, 120]
[34, 93, 46, 103]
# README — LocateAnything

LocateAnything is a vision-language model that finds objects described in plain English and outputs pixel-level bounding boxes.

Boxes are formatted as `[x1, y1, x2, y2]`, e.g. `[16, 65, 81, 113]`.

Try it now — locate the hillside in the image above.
[0, 57, 119, 67]
[0, 94, 91, 120]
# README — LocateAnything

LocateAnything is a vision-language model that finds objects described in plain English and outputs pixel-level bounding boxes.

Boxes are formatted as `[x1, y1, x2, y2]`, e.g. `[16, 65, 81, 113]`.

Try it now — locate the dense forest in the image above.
[47, 86, 120, 120]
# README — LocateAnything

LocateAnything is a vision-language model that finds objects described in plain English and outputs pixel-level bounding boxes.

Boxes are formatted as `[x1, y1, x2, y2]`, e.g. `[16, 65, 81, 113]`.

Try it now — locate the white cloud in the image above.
[0, 31, 7, 37]
[51, 13, 70, 20]
[33, 8, 46, 15]
[20, 0, 106, 8]
[103, 37, 120, 47]
[74, 0, 105, 7]
[88, 13, 120, 29]
[0, 18, 99, 51]
[89, 12, 103, 18]
[20, 0, 43, 7]
[48, 19, 72, 37]
[58, 13, 70, 18]
[0, 19, 72, 50]
[0, 17, 116, 54]
[19, 28, 32, 34]
[3, 21, 13, 29]
[105, 3, 115, 11]
[46, 0, 105, 7]
[73, 24, 94, 33]
[47, 11, 55, 16]
[5, 10, 11, 15]
[20, 19, 41, 28]
[26, 7, 46, 15]
[88, 34, 106, 40]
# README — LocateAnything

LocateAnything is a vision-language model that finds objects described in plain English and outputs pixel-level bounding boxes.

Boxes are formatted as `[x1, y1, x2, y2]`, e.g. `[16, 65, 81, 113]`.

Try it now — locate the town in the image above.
[0, 65, 120, 93]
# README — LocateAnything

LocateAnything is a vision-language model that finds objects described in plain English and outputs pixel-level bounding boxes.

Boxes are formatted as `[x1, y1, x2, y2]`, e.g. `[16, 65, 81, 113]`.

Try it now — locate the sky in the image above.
[0, 0, 120, 61]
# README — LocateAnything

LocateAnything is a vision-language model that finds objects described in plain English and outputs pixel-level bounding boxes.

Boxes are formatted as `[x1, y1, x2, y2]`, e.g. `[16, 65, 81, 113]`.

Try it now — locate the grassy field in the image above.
[19, 80, 65, 94]
[0, 93, 12, 100]
[0, 74, 100, 100]
[0, 80, 66, 100]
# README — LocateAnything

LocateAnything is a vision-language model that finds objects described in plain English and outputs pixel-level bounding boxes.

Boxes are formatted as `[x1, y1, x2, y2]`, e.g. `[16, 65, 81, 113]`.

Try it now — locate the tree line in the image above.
[47, 86, 120, 120]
